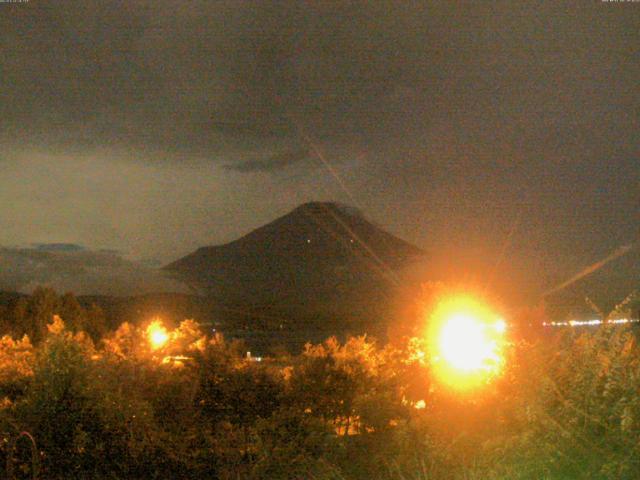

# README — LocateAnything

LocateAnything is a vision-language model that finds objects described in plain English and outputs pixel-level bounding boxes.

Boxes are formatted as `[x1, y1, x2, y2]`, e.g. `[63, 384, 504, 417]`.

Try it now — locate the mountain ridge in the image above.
[165, 201, 425, 288]
[164, 202, 426, 330]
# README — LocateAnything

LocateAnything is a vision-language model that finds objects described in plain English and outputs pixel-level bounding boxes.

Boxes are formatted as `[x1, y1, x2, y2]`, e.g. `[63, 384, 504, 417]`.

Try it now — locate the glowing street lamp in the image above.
[147, 319, 169, 350]
[426, 295, 507, 390]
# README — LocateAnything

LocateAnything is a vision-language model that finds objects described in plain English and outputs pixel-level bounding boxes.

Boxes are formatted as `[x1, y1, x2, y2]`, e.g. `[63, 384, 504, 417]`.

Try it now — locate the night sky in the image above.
[1, 1, 638, 302]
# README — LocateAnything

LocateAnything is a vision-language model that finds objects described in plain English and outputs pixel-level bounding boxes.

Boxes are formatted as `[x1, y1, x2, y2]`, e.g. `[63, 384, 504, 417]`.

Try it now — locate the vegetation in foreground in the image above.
[1, 289, 639, 479]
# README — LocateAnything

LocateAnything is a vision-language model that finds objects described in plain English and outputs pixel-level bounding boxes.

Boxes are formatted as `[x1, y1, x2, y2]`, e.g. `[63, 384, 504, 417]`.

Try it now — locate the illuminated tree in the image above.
[12, 319, 160, 478]
[13, 287, 59, 344]
[0, 334, 33, 401]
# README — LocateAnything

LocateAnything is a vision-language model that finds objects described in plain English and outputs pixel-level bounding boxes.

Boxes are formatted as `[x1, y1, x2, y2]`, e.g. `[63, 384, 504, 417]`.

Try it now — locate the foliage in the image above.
[1, 288, 107, 343]
[484, 327, 640, 479]
[11, 319, 159, 478]
[251, 409, 343, 479]
[0, 334, 33, 401]
[0, 293, 640, 478]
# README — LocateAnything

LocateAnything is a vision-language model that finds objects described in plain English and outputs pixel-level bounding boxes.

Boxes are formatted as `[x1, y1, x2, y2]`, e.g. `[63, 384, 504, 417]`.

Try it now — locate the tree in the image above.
[14, 319, 159, 479]
[10, 288, 60, 344]
[196, 346, 283, 459]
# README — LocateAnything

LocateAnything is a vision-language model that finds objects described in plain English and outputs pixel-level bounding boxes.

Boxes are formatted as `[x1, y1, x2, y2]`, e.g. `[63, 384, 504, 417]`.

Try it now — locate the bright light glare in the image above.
[147, 320, 169, 350]
[427, 295, 506, 390]
[439, 314, 499, 372]
[494, 319, 506, 333]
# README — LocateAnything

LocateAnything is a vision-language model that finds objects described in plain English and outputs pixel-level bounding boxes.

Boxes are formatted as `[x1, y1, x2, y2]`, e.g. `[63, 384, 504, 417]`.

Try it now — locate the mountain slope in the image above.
[165, 202, 425, 327]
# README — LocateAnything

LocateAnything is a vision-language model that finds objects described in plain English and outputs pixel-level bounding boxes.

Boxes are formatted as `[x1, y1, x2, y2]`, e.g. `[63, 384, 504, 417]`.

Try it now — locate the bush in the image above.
[1, 303, 640, 479]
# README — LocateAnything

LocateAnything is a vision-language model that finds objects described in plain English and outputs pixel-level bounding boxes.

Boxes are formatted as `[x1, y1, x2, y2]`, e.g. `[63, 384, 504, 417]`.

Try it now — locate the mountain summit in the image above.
[166, 202, 424, 293]
[165, 202, 425, 332]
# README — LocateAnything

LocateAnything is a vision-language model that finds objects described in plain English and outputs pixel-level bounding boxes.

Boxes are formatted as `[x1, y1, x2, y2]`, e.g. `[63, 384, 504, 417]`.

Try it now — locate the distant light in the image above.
[426, 295, 506, 390]
[439, 314, 499, 372]
[245, 351, 262, 362]
[494, 319, 507, 334]
[543, 318, 639, 327]
[610, 318, 637, 324]
[162, 355, 191, 365]
[147, 320, 169, 350]
[414, 399, 426, 410]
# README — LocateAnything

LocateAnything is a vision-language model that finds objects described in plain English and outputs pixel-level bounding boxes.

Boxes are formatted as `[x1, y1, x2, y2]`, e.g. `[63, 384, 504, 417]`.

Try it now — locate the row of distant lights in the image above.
[306, 238, 355, 243]
[543, 318, 639, 327]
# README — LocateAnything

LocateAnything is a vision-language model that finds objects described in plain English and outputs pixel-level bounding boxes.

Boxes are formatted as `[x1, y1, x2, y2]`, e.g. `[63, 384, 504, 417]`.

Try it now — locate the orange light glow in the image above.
[426, 295, 506, 390]
[147, 320, 169, 350]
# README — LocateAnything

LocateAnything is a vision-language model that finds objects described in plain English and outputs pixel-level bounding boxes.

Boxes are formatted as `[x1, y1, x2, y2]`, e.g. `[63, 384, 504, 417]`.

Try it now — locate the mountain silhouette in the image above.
[165, 202, 425, 336]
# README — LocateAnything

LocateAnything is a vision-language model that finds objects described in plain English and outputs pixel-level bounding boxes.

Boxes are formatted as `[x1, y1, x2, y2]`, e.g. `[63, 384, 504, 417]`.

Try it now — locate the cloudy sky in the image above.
[1, 1, 638, 301]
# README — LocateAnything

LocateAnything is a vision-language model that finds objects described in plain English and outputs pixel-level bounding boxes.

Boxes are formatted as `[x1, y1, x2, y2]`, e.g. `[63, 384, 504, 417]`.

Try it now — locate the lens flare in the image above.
[426, 295, 506, 390]
[147, 320, 169, 350]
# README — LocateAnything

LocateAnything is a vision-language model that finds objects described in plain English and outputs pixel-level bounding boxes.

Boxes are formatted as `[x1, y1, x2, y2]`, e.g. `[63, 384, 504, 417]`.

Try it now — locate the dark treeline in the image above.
[0, 287, 108, 343]
[0, 288, 389, 354]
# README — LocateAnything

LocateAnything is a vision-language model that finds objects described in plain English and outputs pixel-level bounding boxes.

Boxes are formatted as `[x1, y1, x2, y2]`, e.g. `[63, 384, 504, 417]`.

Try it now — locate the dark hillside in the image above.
[165, 202, 426, 339]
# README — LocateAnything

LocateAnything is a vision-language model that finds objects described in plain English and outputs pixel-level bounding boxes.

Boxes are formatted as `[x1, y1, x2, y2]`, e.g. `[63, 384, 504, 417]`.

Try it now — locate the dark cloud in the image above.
[0, 246, 189, 296]
[0, 2, 495, 157]
[0, 1, 638, 302]
[224, 148, 310, 173]
[33, 243, 86, 252]
[2, 1, 638, 164]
